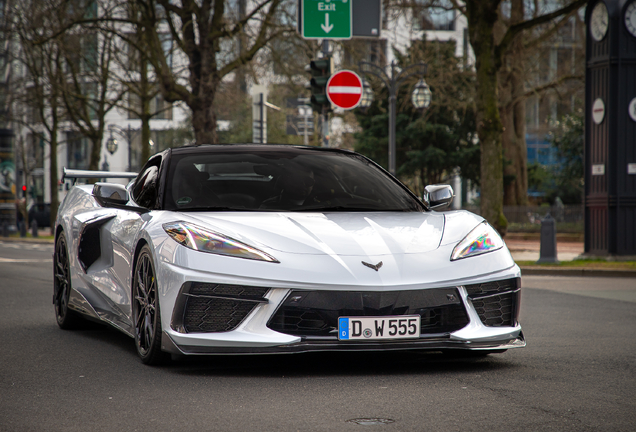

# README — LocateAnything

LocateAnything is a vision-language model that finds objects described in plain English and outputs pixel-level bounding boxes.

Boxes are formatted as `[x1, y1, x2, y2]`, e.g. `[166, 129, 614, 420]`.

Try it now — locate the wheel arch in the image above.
[131, 237, 150, 292]
[55, 223, 64, 242]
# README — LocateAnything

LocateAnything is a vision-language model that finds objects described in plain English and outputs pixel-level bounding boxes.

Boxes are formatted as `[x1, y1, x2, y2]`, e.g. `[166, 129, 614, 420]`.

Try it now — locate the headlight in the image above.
[450, 221, 504, 261]
[163, 222, 279, 263]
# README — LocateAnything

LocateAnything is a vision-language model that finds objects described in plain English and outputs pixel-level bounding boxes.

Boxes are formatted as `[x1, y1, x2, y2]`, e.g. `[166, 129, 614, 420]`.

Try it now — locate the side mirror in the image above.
[423, 184, 454, 210]
[93, 182, 129, 206]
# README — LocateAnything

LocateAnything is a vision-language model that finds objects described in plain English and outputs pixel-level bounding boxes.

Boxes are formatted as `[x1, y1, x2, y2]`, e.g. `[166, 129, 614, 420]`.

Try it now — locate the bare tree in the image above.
[21, 0, 125, 172]
[453, 0, 586, 234]
[11, 0, 68, 229]
[498, 1, 585, 206]
[58, 27, 124, 171]
[113, 1, 176, 166]
[120, 0, 296, 144]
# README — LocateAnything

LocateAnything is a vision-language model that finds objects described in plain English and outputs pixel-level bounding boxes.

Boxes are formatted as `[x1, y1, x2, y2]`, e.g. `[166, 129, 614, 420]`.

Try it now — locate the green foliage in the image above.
[217, 96, 253, 144]
[217, 86, 315, 146]
[353, 36, 479, 193]
[529, 112, 584, 204]
[527, 161, 552, 192]
[549, 112, 584, 204]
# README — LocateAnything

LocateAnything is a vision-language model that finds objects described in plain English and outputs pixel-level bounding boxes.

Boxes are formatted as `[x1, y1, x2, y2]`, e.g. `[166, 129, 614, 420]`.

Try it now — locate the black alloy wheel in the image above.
[132, 245, 168, 365]
[53, 233, 81, 329]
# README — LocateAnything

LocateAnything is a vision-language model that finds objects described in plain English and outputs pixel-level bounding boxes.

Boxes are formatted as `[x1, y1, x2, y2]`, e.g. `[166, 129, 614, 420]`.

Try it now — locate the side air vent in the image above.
[77, 215, 115, 272]
[171, 283, 270, 333]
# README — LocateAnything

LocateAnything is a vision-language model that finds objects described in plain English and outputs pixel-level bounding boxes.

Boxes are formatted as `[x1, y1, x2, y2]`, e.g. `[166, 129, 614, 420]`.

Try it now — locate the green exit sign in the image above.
[301, 0, 352, 39]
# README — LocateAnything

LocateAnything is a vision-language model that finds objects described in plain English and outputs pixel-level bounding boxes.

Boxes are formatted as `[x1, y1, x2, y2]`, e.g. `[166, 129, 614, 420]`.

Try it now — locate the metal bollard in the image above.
[1, 222, 7, 237]
[20, 221, 26, 237]
[31, 219, 38, 238]
[536, 213, 559, 264]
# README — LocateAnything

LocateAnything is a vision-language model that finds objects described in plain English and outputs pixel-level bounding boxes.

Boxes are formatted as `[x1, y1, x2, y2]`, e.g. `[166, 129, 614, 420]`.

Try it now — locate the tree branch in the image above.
[522, 9, 579, 51]
[218, 0, 284, 77]
[510, 74, 584, 107]
[496, 0, 587, 59]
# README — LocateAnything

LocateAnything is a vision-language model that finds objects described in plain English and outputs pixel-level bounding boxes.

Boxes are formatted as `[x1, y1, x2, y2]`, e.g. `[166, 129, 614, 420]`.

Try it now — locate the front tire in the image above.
[53, 232, 82, 329]
[132, 245, 168, 365]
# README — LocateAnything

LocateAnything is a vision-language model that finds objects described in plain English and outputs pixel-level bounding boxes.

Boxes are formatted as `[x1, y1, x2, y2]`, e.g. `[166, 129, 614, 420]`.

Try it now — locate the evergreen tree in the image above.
[354, 37, 479, 195]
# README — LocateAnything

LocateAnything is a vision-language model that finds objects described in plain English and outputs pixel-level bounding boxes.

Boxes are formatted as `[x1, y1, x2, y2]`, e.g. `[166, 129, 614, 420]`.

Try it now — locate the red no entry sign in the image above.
[326, 70, 363, 110]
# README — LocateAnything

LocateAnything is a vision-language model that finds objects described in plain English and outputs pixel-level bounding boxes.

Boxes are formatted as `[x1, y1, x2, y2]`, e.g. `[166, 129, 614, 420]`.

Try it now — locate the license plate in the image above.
[338, 315, 420, 341]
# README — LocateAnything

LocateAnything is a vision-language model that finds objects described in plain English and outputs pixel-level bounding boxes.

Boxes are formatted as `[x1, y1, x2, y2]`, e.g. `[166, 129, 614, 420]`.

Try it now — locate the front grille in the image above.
[471, 293, 515, 326]
[465, 278, 520, 327]
[188, 282, 270, 300]
[183, 297, 260, 332]
[172, 283, 269, 333]
[464, 278, 517, 297]
[267, 288, 470, 338]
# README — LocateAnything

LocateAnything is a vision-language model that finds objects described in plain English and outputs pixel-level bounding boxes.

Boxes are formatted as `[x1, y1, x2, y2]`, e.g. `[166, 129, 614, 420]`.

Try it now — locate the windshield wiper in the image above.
[294, 206, 401, 212]
[178, 206, 253, 212]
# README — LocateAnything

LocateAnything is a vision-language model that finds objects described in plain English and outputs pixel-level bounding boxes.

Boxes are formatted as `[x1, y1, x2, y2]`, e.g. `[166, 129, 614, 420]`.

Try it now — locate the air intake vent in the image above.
[172, 283, 269, 333]
[465, 278, 520, 327]
[464, 278, 518, 297]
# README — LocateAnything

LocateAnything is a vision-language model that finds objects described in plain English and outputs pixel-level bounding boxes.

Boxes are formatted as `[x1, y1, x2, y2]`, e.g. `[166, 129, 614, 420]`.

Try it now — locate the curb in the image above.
[0, 237, 54, 244]
[520, 266, 636, 278]
[506, 232, 584, 243]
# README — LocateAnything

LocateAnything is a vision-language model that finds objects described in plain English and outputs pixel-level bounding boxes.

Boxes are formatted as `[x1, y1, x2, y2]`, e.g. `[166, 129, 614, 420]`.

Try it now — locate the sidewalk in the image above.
[505, 233, 584, 262]
[0, 228, 54, 244]
[505, 233, 636, 278]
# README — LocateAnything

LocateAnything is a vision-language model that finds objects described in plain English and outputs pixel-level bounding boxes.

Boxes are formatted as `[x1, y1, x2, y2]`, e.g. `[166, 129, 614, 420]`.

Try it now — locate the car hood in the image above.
[183, 211, 448, 257]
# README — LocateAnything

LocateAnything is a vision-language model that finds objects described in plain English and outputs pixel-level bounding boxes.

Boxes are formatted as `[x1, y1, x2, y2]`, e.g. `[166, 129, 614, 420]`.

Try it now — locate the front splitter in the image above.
[164, 332, 526, 355]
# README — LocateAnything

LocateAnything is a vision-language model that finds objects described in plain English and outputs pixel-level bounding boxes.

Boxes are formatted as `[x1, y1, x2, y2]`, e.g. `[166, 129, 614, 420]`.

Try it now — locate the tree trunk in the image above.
[48, 125, 59, 234]
[466, 1, 508, 235]
[140, 54, 152, 165]
[500, 69, 529, 206]
[500, 0, 528, 206]
[191, 92, 219, 145]
[140, 116, 151, 165]
[88, 135, 102, 172]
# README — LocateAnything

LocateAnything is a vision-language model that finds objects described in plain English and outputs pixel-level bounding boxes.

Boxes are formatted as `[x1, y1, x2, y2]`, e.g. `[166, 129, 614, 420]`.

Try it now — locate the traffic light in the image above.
[308, 57, 333, 113]
[21, 185, 26, 198]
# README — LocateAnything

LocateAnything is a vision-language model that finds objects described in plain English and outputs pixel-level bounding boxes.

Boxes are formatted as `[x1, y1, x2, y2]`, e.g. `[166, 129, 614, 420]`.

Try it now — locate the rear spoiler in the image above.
[63, 168, 138, 183]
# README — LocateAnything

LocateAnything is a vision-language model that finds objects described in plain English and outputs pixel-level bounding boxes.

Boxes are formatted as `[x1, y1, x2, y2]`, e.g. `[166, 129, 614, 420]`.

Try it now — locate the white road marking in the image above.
[0, 258, 53, 263]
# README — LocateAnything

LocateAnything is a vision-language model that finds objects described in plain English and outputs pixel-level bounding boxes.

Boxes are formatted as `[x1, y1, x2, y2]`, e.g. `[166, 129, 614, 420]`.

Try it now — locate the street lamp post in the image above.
[358, 60, 430, 175]
[105, 132, 119, 156]
[103, 130, 120, 173]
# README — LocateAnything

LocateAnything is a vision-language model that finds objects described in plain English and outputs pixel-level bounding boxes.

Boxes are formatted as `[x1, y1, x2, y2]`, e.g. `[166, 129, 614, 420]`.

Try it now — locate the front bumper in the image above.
[159, 277, 525, 356]
[156, 238, 524, 355]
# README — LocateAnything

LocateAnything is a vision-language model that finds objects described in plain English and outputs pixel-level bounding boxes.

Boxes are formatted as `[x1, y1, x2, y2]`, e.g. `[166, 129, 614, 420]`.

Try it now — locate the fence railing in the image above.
[462, 205, 584, 233]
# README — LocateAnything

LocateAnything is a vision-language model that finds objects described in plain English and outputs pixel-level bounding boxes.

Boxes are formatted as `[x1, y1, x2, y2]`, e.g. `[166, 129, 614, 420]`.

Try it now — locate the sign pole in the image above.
[321, 40, 330, 147]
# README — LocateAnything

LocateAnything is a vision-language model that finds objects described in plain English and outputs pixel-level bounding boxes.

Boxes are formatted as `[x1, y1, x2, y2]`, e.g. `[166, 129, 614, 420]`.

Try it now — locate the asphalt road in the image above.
[0, 241, 635, 432]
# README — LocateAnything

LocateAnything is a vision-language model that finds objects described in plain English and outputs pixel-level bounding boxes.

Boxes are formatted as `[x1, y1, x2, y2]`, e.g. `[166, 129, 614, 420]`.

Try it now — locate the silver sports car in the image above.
[54, 144, 525, 365]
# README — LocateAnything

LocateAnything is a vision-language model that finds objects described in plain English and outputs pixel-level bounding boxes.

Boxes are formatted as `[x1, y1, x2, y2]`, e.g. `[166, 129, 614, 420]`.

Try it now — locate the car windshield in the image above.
[164, 147, 424, 212]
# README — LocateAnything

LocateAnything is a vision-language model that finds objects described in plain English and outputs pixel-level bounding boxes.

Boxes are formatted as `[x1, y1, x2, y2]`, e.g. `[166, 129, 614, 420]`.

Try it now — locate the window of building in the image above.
[127, 89, 172, 120]
[343, 40, 387, 68]
[26, 87, 42, 124]
[152, 93, 172, 120]
[27, 133, 44, 169]
[414, 0, 455, 32]
[66, 131, 90, 170]
[159, 33, 173, 69]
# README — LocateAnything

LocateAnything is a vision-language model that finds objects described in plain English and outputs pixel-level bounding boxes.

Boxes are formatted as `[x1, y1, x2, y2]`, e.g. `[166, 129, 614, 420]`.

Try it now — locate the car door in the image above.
[107, 155, 164, 331]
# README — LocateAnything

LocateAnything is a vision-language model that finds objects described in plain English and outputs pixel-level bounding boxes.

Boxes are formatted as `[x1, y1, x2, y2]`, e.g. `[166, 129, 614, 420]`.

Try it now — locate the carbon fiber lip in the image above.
[172, 333, 526, 355]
